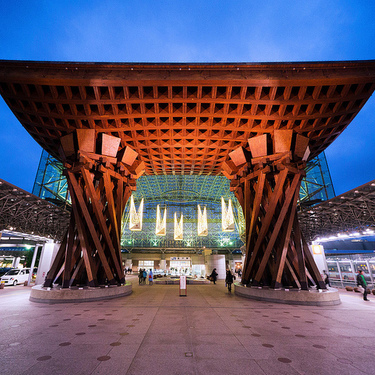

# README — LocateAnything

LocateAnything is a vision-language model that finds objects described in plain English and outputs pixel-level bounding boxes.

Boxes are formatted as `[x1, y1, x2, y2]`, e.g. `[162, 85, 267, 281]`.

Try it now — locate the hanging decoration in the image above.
[129, 195, 144, 231]
[174, 212, 183, 240]
[221, 197, 235, 232]
[197, 204, 208, 236]
[155, 204, 167, 236]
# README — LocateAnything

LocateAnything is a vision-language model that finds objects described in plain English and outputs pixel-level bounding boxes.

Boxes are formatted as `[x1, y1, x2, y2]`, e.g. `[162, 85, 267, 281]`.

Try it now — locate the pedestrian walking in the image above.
[357, 270, 369, 301]
[323, 270, 331, 287]
[148, 269, 153, 285]
[225, 269, 234, 293]
[210, 268, 218, 284]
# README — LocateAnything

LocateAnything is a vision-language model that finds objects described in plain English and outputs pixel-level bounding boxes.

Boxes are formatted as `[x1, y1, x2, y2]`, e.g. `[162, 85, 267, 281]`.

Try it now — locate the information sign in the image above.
[179, 275, 187, 296]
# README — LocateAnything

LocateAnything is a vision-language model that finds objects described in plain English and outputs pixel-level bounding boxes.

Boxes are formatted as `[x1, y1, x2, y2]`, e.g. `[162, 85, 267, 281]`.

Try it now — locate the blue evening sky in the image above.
[0, 0, 374, 195]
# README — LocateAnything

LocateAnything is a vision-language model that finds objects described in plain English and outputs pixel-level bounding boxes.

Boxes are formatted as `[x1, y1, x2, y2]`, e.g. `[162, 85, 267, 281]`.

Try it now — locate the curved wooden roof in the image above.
[0, 60, 375, 175]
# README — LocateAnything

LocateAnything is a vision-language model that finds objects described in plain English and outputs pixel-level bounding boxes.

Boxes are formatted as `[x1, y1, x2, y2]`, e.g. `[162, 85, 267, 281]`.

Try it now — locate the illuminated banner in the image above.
[129, 195, 144, 231]
[221, 197, 235, 232]
[197, 204, 208, 236]
[174, 212, 183, 240]
[155, 205, 167, 236]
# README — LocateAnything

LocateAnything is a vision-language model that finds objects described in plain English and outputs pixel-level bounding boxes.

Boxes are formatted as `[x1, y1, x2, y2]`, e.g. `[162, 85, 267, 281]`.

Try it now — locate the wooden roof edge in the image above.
[1, 59, 375, 75]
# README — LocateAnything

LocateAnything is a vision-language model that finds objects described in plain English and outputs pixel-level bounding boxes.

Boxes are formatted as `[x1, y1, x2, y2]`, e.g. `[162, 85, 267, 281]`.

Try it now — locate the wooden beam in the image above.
[293, 211, 308, 290]
[253, 172, 301, 284]
[69, 180, 98, 286]
[243, 168, 288, 283]
[62, 213, 76, 288]
[43, 227, 69, 287]
[81, 167, 123, 280]
[67, 171, 115, 284]
[301, 233, 326, 289]
[272, 185, 299, 288]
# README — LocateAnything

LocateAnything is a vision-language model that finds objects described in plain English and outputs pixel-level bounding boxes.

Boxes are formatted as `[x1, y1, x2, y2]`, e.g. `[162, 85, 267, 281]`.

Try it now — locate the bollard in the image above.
[179, 275, 187, 297]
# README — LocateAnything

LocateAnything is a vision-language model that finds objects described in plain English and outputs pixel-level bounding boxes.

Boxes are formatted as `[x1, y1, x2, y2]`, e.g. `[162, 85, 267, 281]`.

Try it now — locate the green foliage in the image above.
[25, 248, 40, 268]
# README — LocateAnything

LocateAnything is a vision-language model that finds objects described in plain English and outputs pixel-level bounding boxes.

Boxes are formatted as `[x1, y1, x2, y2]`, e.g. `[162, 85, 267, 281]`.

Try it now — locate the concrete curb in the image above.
[234, 282, 341, 306]
[29, 282, 132, 303]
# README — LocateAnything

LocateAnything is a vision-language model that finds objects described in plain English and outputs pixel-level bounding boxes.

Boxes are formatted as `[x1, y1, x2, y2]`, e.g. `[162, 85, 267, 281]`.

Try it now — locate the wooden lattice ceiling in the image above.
[0, 60, 375, 175]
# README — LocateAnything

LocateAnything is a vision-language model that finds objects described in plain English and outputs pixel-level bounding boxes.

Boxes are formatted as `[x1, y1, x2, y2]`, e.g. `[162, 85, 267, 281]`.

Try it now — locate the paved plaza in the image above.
[2, 275, 375, 375]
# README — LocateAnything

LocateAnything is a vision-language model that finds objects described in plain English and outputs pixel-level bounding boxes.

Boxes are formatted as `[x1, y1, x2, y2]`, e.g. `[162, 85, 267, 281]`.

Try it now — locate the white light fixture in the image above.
[350, 232, 360, 237]
[316, 228, 375, 244]
[197, 205, 208, 236]
[174, 212, 183, 240]
[221, 197, 234, 232]
[155, 205, 167, 236]
[129, 195, 144, 231]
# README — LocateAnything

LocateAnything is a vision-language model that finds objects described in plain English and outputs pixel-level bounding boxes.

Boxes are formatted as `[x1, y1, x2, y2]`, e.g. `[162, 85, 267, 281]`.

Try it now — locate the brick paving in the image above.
[1, 275, 375, 375]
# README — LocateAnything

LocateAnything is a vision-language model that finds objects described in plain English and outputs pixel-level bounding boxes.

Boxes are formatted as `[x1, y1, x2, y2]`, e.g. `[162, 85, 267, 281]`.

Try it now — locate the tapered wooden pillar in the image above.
[223, 131, 326, 290]
[44, 130, 145, 288]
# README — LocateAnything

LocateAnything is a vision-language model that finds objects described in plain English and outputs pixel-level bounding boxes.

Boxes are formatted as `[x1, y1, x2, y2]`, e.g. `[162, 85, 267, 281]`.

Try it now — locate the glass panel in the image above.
[338, 262, 355, 281]
[327, 262, 340, 281]
[299, 151, 335, 207]
[32, 150, 71, 208]
[353, 261, 371, 282]
[138, 261, 154, 268]
[369, 262, 375, 276]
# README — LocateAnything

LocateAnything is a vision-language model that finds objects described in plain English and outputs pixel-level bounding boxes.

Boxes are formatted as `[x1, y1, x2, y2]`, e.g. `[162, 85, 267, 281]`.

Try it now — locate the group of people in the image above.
[324, 269, 370, 301]
[138, 268, 153, 285]
[209, 268, 237, 293]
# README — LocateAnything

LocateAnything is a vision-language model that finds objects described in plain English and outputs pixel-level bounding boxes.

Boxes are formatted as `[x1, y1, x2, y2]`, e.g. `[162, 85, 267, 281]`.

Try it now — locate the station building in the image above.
[27, 149, 335, 279]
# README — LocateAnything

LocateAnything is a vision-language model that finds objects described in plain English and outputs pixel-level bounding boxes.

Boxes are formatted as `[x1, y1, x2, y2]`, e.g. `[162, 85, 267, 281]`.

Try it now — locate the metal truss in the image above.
[121, 175, 244, 252]
[133, 174, 234, 203]
[0, 178, 70, 240]
[299, 152, 335, 206]
[30, 151, 336, 248]
[299, 180, 375, 241]
[32, 150, 71, 209]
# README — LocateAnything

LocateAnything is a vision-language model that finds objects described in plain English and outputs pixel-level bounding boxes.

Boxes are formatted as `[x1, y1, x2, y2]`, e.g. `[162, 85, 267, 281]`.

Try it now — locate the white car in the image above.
[0, 268, 30, 286]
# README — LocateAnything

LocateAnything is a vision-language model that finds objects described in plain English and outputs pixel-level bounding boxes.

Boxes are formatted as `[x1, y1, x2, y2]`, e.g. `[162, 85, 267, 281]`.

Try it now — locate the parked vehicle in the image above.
[0, 268, 30, 286]
[0, 267, 12, 277]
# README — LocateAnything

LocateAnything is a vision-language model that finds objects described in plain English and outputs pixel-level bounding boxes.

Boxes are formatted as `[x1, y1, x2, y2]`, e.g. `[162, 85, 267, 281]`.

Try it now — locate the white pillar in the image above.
[35, 242, 60, 286]
[12, 257, 21, 268]
[310, 244, 328, 277]
[27, 244, 42, 285]
[205, 254, 226, 280]
[160, 259, 167, 270]
[229, 259, 235, 272]
[125, 259, 132, 269]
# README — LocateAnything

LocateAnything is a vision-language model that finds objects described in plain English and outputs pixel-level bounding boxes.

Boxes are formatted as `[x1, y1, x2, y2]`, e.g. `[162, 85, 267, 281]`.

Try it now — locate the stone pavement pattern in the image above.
[1, 275, 375, 375]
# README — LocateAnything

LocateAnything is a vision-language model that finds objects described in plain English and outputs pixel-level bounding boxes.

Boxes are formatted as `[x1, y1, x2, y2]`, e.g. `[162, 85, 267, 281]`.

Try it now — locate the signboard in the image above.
[179, 275, 187, 297]
[312, 244, 323, 255]
[0, 247, 34, 252]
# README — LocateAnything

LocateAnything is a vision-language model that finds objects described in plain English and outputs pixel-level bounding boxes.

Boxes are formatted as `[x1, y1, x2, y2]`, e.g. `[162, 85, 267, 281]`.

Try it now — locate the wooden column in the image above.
[44, 130, 144, 288]
[224, 131, 326, 290]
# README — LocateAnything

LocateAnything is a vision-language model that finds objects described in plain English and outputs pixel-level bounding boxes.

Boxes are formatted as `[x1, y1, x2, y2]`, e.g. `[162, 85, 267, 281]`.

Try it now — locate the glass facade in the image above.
[33, 151, 334, 250]
[121, 175, 244, 251]
[299, 151, 335, 207]
[32, 150, 70, 209]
